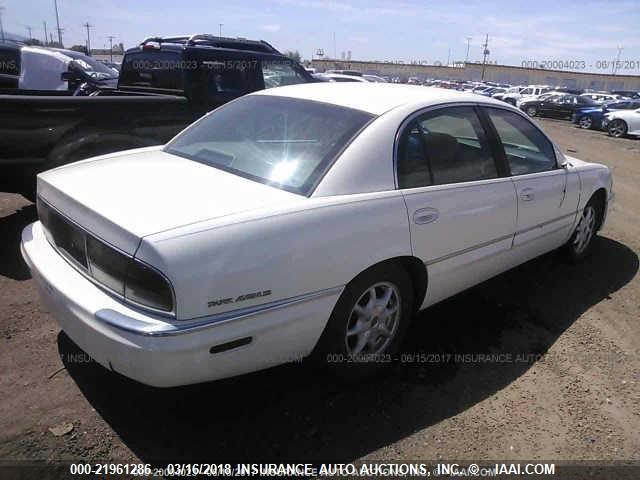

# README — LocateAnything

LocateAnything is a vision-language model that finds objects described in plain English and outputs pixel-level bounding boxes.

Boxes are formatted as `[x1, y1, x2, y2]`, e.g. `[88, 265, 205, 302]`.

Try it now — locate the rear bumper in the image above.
[21, 221, 340, 387]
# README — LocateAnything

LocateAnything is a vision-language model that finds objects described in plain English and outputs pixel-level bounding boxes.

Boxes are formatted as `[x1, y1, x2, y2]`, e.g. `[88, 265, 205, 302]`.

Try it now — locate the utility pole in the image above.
[43, 21, 48, 44]
[53, 0, 62, 46]
[333, 32, 336, 59]
[0, 6, 5, 43]
[612, 46, 623, 75]
[218, 23, 223, 37]
[26, 25, 32, 40]
[481, 33, 490, 80]
[83, 21, 93, 55]
[107, 35, 115, 62]
[446, 48, 451, 67]
[465, 37, 471, 63]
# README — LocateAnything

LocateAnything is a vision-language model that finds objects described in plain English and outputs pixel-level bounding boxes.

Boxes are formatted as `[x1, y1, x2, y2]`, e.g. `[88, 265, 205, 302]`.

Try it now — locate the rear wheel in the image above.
[578, 115, 593, 129]
[526, 106, 537, 117]
[314, 263, 413, 380]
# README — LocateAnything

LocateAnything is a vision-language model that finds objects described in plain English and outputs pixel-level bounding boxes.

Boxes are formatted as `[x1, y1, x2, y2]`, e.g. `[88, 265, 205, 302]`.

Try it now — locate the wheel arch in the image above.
[348, 256, 428, 314]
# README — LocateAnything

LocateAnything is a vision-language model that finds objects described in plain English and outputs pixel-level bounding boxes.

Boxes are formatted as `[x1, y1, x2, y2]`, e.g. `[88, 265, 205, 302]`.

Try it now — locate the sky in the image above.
[2, 0, 639, 74]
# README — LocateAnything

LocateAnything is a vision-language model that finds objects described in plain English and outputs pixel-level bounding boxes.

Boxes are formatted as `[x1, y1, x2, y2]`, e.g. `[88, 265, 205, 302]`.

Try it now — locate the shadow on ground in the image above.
[60, 236, 637, 463]
[0, 204, 36, 281]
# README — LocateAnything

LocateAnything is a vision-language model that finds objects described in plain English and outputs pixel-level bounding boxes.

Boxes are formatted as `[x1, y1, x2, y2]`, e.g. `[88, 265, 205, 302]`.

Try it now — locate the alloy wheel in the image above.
[579, 116, 592, 129]
[345, 282, 401, 356]
[573, 206, 596, 254]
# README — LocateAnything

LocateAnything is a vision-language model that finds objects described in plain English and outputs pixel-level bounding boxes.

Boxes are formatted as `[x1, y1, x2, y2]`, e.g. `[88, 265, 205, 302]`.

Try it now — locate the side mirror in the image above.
[61, 71, 77, 82]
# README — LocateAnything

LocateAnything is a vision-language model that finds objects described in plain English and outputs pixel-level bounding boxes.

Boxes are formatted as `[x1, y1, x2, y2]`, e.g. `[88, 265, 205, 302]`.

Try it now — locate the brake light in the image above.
[141, 42, 160, 50]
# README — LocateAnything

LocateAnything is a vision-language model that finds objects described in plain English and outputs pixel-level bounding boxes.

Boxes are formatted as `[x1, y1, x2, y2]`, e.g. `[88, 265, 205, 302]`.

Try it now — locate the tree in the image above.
[284, 50, 302, 63]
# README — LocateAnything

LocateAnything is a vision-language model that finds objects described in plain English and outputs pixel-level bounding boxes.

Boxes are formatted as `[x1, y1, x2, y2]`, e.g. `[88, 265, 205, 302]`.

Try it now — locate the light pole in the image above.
[219, 23, 223, 37]
[465, 37, 471, 63]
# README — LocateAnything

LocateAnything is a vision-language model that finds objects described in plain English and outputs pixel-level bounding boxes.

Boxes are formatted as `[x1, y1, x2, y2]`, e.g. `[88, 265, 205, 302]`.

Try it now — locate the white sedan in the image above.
[21, 83, 613, 387]
[604, 107, 640, 138]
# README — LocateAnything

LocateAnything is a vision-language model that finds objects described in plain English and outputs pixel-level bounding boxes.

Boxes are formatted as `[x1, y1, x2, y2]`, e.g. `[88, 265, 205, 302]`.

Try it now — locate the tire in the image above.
[525, 106, 537, 117]
[563, 197, 602, 263]
[578, 115, 593, 129]
[607, 119, 628, 138]
[313, 263, 414, 380]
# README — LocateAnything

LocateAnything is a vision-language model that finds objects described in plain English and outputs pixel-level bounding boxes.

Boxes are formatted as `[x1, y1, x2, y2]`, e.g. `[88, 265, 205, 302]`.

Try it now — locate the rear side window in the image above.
[397, 106, 498, 188]
[484, 108, 556, 175]
[119, 51, 185, 90]
[262, 59, 308, 88]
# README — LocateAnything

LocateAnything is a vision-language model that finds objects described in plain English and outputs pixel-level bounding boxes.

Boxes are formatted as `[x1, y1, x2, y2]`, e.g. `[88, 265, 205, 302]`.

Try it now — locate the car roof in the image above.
[252, 83, 507, 115]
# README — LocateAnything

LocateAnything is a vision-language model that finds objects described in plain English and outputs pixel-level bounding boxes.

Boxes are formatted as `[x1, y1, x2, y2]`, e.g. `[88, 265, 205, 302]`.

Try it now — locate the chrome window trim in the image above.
[392, 101, 562, 190]
[95, 285, 344, 337]
[38, 197, 177, 319]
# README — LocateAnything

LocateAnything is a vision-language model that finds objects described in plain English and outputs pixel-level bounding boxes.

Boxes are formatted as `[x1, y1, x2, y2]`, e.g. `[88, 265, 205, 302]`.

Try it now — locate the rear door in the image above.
[397, 105, 517, 306]
[481, 106, 580, 251]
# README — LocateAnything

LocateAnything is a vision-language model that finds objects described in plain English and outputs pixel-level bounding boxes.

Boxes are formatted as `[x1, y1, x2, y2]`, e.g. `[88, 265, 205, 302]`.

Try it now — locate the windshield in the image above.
[165, 95, 374, 195]
[68, 53, 118, 80]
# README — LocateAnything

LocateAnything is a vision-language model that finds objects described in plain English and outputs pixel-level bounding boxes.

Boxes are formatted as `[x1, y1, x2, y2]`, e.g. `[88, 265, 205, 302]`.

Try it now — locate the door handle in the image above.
[520, 187, 535, 201]
[413, 207, 439, 224]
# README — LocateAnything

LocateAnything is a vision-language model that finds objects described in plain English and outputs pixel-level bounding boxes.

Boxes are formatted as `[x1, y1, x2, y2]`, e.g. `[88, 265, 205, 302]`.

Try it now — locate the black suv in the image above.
[118, 34, 314, 110]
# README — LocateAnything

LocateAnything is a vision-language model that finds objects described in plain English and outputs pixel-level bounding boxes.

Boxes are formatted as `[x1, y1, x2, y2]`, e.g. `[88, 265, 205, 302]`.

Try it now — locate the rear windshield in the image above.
[165, 95, 374, 195]
[119, 51, 184, 90]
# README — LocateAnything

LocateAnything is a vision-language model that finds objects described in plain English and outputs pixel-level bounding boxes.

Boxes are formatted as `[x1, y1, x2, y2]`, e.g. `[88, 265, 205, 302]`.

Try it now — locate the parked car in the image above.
[603, 107, 640, 138]
[0, 34, 313, 193]
[362, 74, 387, 83]
[520, 94, 597, 118]
[516, 91, 569, 107]
[492, 86, 524, 101]
[502, 85, 552, 105]
[478, 87, 506, 97]
[572, 99, 640, 130]
[21, 83, 613, 387]
[610, 90, 639, 99]
[579, 92, 624, 104]
[0, 43, 118, 94]
[314, 73, 368, 82]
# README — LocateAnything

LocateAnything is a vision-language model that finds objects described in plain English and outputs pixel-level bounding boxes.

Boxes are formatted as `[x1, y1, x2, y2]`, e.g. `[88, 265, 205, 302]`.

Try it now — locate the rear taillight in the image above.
[124, 260, 174, 313]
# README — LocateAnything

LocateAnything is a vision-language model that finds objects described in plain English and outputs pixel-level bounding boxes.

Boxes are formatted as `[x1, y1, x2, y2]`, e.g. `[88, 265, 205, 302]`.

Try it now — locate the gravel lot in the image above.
[1, 118, 638, 466]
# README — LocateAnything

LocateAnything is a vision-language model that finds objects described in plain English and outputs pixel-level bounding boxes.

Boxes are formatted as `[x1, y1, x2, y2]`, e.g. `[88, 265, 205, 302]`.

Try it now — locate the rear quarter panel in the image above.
[136, 191, 412, 320]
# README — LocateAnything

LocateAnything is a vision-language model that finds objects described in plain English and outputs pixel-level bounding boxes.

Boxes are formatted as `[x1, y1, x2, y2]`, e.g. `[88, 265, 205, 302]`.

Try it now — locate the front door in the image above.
[481, 107, 580, 251]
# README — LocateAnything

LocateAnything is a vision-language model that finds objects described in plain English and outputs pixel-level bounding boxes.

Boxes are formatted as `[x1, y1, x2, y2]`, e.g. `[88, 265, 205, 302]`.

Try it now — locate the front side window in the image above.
[484, 108, 556, 175]
[397, 106, 498, 189]
[165, 95, 373, 195]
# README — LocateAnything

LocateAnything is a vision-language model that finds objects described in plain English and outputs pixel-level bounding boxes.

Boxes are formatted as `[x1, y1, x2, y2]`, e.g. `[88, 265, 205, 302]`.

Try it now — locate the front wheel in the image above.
[607, 119, 628, 138]
[314, 263, 413, 380]
[563, 200, 600, 262]
[525, 106, 537, 117]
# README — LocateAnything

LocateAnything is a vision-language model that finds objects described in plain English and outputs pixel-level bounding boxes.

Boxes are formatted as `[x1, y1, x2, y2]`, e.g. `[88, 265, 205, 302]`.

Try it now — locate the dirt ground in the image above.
[0, 118, 639, 467]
